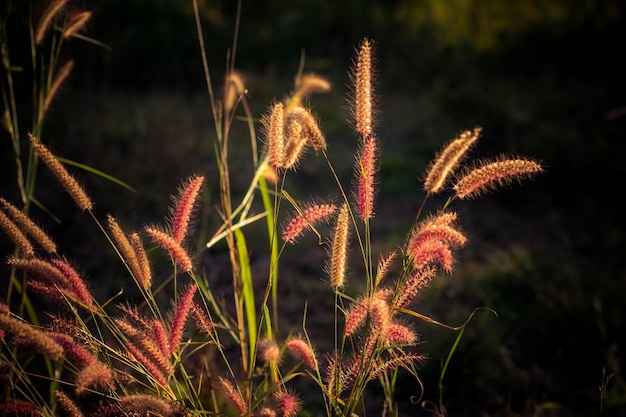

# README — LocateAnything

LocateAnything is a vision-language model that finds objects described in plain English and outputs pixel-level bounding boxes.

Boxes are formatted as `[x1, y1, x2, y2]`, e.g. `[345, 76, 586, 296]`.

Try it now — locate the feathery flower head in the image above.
[423, 127, 481, 194]
[281, 202, 337, 243]
[454, 157, 543, 199]
[354, 135, 378, 220]
[145, 226, 193, 272]
[29, 134, 93, 211]
[0, 197, 57, 254]
[170, 175, 205, 244]
[328, 203, 350, 289]
[217, 376, 248, 416]
[259, 338, 281, 363]
[63, 9, 92, 39]
[350, 38, 376, 138]
[286, 336, 317, 369]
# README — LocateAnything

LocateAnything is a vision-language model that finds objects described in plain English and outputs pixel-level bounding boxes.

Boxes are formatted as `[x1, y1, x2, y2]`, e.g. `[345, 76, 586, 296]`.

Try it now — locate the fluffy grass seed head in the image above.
[169, 283, 197, 352]
[286, 336, 317, 369]
[107, 215, 149, 288]
[291, 73, 331, 108]
[0, 197, 57, 254]
[0, 314, 64, 361]
[74, 361, 114, 396]
[217, 376, 248, 416]
[35, 0, 70, 44]
[277, 390, 301, 417]
[259, 338, 281, 363]
[169, 175, 205, 244]
[224, 71, 246, 116]
[454, 156, 544, 199]
[62, 9, 92, 39]
[423, 126, 481, 194]
[0, 210, 35, 258]
[28, 134, 93, 212]
[145, 226, 193, 272]
[43, 60, 74, 115]
[264, 101, 285, 168]
[350, 38, 377, 138]
[281, 202, 337, 243]
[55, 389, 85, 417]
[327, 203, 350, 289]
[354, 135, 378, 220]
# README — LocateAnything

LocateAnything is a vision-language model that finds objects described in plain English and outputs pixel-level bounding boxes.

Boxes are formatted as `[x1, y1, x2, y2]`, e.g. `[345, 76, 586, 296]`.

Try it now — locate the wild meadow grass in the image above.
[0, 2, 554, 416]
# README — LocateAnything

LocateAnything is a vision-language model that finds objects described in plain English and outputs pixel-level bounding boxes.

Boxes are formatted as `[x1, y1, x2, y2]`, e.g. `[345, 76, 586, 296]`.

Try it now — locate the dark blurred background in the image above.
[2, 1, 626, 416]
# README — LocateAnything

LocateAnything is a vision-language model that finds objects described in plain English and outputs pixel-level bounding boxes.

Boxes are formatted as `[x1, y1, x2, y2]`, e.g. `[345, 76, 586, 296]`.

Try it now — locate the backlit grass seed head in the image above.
[145, 226, 193, 272]
[277, 391, 301, 417]
[217, 376, 248, 416]
[423, 126, 481, 194]
[265, 101, 285, 167]
[375, 250, 397, 286]
[152, 320, 171, 358]
[49, 258, 94, 309]
[454, 157, 544, 199]
[130, 232, 152, 290]
[48, 332, 95, 366]
[354, 135, 378, 220]
[117, 394, 182, 417]
[328, 203, 350, 289]
[7, 257, 71, 289]
[29, 134, 93, 212]
[385, 323, 418, 345]
[282, 112, 308, 169]
[344, 302, 368, 336]
[224, 71, 246, 115]
[35, 0, 70, 44]
[169, 283, 197, 352]
[0, 197, 57, 254]
[351, 38, 375, 138]
[126, 342, 168, 386]
[0, 315, 64, 361]
[290, 106, 327, 151]
[292, 73, 331, 108]
[394, 266, 437, 308]
[62, 9, 92, 40]
[0, 210, 35, 258]
[370, 298, 391, 338]
[107, 215, 147, 288]
[0, 402, 42, 416]
[410, 239, 455, 272]
[259, 338, 281, 363]
[75, 361, 114, 396]
[44, 60, 74, 115]
[55, 390, 84, 417]
[286, 336, 317, 369]
[192, 302, 214, 338]
[170, 175, 205, 244]
[281, 202, 337, 243]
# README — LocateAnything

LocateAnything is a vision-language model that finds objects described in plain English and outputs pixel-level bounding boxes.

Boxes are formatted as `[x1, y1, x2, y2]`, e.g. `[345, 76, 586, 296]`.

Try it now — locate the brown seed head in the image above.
[454, 157, 543, 199]
[0, 197, 56, 254]
[29, 134, 93, 211]
[328, 203, 350, 289]
[423, 127, 481, 194]
[35, 0, 70, 44]
[351, 38, 375, 138]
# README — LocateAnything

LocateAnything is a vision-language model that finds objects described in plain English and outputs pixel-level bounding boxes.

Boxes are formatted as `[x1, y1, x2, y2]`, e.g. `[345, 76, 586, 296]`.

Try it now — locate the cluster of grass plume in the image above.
[0, 1, 543, 416]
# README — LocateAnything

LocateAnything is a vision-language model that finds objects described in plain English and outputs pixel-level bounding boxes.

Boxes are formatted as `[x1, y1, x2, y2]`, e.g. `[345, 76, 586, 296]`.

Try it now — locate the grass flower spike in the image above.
[29, 134, 93, 212]
[281, 202, 337, 243]
[454, 157, 544, 199]
[424, 126, 481, 194]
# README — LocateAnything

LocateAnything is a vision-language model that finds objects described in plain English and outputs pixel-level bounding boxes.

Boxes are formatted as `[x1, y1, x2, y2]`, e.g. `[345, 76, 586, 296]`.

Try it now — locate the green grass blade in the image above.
[235, 228, 256, 375]
[57, 157, 137, 193]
